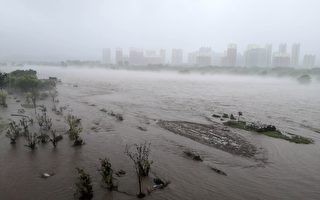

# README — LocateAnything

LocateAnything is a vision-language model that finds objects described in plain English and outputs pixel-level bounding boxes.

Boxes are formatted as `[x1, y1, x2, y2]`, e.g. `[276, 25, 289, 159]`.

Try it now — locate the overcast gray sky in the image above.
[0, 0, 319, 62]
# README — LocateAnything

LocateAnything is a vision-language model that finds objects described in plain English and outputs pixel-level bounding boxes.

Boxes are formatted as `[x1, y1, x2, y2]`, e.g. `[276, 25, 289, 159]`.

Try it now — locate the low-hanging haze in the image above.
[0, 0, 319, 62]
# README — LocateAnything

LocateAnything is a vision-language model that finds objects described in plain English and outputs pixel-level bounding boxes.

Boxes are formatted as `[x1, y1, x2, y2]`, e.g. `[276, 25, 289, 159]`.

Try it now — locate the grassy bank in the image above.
[224, 120, 313, 144]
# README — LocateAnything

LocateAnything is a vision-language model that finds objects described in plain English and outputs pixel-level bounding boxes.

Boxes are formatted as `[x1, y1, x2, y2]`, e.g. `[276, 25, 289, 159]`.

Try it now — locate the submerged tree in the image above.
[49, 129, 63, 148]
[25, 92, 32, 105]
[31, 91, 38, 113]
[25, 132, 38, 150]
[238, 111, 243, 121]
[125, 142, 153, 198]
[98, 158, 116, 190]
[19, 117, 30, 137]
[36, 106, 52, 143]
[0, 72, 8, 89]
[0, 89, 8, 107]
[49, 89, 58, 102]
[75, 168, 93, 200]
[66, 114, 84, 146]
[6, 121, 21, 144]
[37, 106, 52, 130]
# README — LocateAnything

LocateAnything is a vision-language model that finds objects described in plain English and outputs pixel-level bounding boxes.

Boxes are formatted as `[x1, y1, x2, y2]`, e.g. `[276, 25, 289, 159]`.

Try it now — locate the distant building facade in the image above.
[196, 47, 212, 66]
[171, 49, 183, 66]
[272, 53, 291, 67]
[188, 51, 197, 65]
[303, 54, 316, 67]
[115, 48, 123, 65]
[265, 44, 272, 67]
[245, 45, 267, 67]
[129, 48, 144, 65]
[279, 43, 287, 54]
[102, 48, 111, 64]
[291, 43, 300, 67]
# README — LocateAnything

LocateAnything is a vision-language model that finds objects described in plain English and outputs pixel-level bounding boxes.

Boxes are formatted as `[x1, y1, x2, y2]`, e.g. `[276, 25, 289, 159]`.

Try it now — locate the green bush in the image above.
[75, 168, 93, 200]
[0, 89, 8, 107]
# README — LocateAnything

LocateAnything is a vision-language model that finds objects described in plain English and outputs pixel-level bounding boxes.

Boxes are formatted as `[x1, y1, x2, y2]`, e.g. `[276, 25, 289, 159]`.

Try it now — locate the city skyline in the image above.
[101, 43, 317, 67]
[1, 0, 320, 63]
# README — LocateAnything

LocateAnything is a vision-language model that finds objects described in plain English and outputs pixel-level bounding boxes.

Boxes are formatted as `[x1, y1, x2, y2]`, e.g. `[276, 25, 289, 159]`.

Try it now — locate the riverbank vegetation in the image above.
[224, 120, 313, 144]
[74, 168, 93, 200]
[125, 142, 153, 198]
[0, 69, 172, 200]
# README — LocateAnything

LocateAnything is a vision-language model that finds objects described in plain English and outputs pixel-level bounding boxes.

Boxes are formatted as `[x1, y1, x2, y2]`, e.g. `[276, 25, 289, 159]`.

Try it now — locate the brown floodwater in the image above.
[1, 66, 320, 200]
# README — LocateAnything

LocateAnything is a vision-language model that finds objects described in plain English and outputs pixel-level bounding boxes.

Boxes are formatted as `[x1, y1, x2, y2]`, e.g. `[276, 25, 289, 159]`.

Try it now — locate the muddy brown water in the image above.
[1, 66, 320, 200]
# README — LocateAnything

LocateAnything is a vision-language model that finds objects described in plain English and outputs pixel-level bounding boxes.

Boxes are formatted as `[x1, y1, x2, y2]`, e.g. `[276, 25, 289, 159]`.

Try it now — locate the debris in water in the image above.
[137, 126, 147, 131]
[209, 166, 227, 176]
[41, 172, 54, 179]
[115, 169, 126, 177]
[152, 178, 170, 189]
[183, 150, 203, 161]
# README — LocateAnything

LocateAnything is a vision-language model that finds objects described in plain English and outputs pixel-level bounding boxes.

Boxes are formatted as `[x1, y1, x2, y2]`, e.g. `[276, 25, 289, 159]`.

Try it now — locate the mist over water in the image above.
[1, 0, 320, 199]
[1, 66, 320, 199]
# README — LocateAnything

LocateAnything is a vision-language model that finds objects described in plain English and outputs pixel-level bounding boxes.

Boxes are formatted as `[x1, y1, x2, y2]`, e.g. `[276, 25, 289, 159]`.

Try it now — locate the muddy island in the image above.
[157, 120, 257, 158]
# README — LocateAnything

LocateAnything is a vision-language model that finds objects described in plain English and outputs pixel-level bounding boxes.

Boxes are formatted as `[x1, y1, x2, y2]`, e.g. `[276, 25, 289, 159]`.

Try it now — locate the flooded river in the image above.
[1, 66, 320, 200]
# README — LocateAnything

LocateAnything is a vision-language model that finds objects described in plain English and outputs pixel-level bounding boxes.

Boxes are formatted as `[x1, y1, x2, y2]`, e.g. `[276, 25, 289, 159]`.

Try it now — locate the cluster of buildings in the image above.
[102, 44, 317, 68]
[103, 48, 166, 66]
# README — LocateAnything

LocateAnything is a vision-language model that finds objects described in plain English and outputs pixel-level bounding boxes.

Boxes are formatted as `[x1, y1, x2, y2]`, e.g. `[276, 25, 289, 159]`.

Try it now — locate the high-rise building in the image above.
[229, 44, 237, 66]
[159, 49, 166, 64]
[188, 51, 197, 65]
[279, 43, 287, 54]
[244, 45, 267, 67]
[171, 49, 183, 66]
[272, 53, 290, 67]
[144, 49, 164, 65]
[196, 47, 212, 66]
[115, 48, 123, 65]
[223, 44, 237, 66]
[129, 48, 144, 65]
[303, 54, 316, 67]
[291, 43, 300, 67]
[265, 44, 272, 67]
[102, 48, 111, 64]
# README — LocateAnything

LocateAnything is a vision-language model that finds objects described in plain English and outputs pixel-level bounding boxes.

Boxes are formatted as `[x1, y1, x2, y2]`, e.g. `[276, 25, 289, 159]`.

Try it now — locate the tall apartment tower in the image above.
[226, 44, 237, 66]
[265, 44, 272, 67]
[102, 48, 111, 64]
[171, 49, 183, 65]
[279, 43, 287, 54]
[291, 43, 300, 67]
[159, 49, 166, 64]
[115, 48, 123, 65]
[303, 54, 316, 67]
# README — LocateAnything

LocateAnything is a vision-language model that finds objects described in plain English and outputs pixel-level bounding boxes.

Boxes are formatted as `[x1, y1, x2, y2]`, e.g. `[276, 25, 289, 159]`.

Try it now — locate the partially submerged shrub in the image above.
[25, 132, 38, 150]
[25, 92, 32, 105]
[65, 114, 84, 146]
[246, 122, 277, 133]
[38, 132, 49, 143]
[183, 150, 203, 161]
[0, 72, 8, 89]
[19, 117, 30, 137]
[75, 168, 93, 200]
[49, 129, 63, 147]
[6, 121, 21, 144]
[98, 158, 116, 190]
[37, 106, 52, 131]
[125, 142, 153, 198]
[0, 89, 8, 107]
[238, 111, 243, 121]
[36, 106, 52, 143]
[49, 89, 58, 102]
[31, 91, 38, 113]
